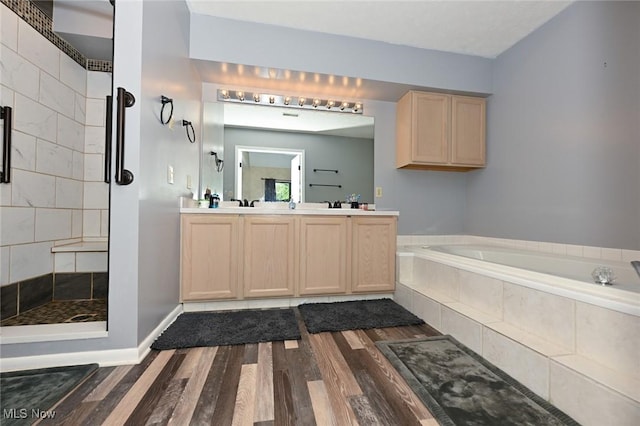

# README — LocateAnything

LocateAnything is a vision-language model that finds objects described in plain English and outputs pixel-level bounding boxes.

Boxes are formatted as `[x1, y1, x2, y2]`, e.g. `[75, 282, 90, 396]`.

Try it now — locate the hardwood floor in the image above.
[41, 309, 441, 425]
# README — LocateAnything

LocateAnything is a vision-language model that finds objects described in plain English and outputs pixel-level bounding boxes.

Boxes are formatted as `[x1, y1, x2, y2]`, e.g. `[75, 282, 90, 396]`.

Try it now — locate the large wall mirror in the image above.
[201, 102, 375, 204]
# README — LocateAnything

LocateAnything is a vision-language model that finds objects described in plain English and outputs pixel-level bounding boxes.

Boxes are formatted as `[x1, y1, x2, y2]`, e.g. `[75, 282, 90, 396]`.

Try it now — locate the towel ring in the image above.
[182, 120, 196, 143]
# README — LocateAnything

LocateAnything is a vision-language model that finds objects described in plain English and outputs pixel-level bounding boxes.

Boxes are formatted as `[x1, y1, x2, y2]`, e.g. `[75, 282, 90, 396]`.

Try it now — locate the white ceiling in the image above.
[50, 1, 573, 63]
[187, 0, 573, 58]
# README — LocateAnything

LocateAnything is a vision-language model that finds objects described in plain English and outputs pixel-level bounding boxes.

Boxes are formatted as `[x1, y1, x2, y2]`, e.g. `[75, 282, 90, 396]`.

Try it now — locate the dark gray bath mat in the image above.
[298, 298, 424, 333]
[376, 335, 579, 426]
[151, 308, 301, 350]
[1, 363, 98, 426]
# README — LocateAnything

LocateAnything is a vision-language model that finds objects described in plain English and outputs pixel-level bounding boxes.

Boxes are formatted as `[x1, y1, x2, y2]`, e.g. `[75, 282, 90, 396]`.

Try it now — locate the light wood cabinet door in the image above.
[412, 92, 450, 164]
[451, 95, 486, 166]
[397, 91, 450, 167]
[181, 215, 239, 300]
[243, 215, 296, 298]
[351, 216, 397, 293]
[299, 216, 349, 295]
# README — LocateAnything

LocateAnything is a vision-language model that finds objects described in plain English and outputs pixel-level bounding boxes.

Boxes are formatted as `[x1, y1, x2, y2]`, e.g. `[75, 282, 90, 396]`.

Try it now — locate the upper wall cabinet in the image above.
[396, 91, 486, 171]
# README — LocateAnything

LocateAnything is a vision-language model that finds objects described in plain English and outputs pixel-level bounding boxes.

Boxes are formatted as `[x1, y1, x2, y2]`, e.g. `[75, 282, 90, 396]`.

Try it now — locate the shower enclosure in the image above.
[0, 1, 113, 328]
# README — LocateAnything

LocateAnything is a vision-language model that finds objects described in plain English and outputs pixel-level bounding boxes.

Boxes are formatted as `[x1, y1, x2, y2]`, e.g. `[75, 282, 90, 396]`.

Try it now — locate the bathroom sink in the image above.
[217, 201, 331, 209]
[191, 200, 375, 212]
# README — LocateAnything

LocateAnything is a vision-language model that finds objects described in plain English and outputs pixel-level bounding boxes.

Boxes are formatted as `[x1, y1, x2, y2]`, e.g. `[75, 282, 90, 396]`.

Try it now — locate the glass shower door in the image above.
[0, 1, 113, 329]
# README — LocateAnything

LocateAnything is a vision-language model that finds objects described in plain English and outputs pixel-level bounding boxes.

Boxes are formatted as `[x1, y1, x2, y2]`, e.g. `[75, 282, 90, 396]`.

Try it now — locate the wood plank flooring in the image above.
[40, 309, 441, 425]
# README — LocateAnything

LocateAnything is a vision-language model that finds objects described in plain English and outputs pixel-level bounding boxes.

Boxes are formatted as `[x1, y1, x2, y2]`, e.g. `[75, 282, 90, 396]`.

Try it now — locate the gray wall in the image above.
[189, 15, 493, 95]
[136, 0, 202, 343]
[223, 128, 374, 203]
[465, 1, 640, 250]
[367, 100, 468, 235]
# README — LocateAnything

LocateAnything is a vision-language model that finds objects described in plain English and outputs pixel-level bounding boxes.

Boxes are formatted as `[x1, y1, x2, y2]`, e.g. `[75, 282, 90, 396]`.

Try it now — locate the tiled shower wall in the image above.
[0, 3, 110, 289]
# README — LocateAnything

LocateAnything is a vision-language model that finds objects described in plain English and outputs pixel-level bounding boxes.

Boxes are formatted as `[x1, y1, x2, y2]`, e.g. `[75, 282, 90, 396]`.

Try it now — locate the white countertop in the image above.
[179, 199, 399, 216]
[180, 207, 399, 216]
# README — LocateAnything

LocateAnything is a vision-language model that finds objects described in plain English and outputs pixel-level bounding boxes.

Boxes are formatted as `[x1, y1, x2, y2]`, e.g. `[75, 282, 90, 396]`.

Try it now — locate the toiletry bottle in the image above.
[210, 193, 220, 208]
[288, 198, 296, 210]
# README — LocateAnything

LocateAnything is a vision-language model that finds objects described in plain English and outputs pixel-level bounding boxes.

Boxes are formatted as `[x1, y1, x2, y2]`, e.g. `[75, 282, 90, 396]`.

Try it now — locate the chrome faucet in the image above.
[230, 198, 259, 207]
[632, 261, 640, 279]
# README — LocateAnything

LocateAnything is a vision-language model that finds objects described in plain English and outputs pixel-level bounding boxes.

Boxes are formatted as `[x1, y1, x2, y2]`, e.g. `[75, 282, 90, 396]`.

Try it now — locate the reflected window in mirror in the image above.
[264, 179, 291, 202]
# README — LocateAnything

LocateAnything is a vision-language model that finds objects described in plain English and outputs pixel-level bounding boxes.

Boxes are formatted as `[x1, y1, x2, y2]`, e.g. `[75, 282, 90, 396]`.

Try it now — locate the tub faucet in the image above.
[632, 261, 640, 279]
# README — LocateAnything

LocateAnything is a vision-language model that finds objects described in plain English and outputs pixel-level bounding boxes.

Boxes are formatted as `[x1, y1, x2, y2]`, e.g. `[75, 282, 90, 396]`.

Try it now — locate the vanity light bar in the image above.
[217, 89, 363, 114]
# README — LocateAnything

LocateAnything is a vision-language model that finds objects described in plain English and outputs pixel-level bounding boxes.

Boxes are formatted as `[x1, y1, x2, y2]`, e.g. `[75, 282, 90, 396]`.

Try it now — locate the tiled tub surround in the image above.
[1, 4, 111, 299]
[395, 235, 640, 426]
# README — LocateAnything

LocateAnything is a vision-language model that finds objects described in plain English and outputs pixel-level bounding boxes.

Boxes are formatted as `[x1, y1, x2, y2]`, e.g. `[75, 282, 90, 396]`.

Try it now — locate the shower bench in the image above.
[51, 240, 108, 273]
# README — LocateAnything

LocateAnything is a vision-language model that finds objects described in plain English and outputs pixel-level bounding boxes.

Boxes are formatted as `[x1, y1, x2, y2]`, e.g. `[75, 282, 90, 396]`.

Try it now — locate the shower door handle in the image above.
[1, 106, 12, 184]
[104, 95, 113, 183]
[115, 87, 135, 185]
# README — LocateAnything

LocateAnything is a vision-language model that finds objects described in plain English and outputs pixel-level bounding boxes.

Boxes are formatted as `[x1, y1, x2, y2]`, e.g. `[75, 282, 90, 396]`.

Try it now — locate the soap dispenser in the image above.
[288, 198, 296, 210]
[209, 193, 220, 208]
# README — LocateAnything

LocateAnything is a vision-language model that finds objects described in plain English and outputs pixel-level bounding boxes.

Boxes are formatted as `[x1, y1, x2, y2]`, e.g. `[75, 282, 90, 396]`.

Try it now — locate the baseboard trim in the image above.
[182, 293, 395, 312]
[0, 347, 140, 373]
[0, 305, 183, 372]
[132, 304, 183, 366]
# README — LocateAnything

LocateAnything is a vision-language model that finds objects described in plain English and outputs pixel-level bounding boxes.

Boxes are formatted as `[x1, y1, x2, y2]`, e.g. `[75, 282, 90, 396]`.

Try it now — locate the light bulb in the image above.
[327, 100, 335, 109]
[284, 96, 291, 105]
[221, 89, 230, 99]
[269, 96, 275, 104]
[312, 99, 320, 108]
[340, 102, 349, 110]
[298, 97, 306, 106]
[237, 91, 245, 101]
[253, 93, 261, 102]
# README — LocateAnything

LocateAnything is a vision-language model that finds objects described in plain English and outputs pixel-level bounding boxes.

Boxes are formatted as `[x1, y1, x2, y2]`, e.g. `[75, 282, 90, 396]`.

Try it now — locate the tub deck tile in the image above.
[406, 285, 456, 305]
[442, 302, 501, 325]
[551, 354, 640, 403]
[485, 322, 572, 358]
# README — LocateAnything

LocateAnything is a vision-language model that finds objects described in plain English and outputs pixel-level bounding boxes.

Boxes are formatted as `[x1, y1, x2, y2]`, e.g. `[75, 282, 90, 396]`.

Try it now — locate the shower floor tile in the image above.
[0, 299, 107, 326]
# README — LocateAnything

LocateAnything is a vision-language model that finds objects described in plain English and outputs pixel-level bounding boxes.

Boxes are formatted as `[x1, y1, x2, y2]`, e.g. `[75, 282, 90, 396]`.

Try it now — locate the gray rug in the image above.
[151, 308, 301, 350]
[298, 298, 425, 333]
[376, 336, 579, 426]
[1, 364, 98, 426]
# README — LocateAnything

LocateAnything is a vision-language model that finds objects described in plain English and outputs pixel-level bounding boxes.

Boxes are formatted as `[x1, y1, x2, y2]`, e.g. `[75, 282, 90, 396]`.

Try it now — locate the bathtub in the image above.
[396, 242, 640, 426]
[413, 244, 640, 316]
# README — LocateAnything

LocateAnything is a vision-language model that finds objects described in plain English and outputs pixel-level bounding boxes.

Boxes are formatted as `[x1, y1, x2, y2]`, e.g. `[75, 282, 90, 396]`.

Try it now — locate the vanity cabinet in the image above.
[181, 213, 397, 301]
[181, 215, 240, 300]
[351, 216, 397, 293]
[242, 215, 296, 298]
[396, 90, 485, 170]
[299, 216, 350, 295]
